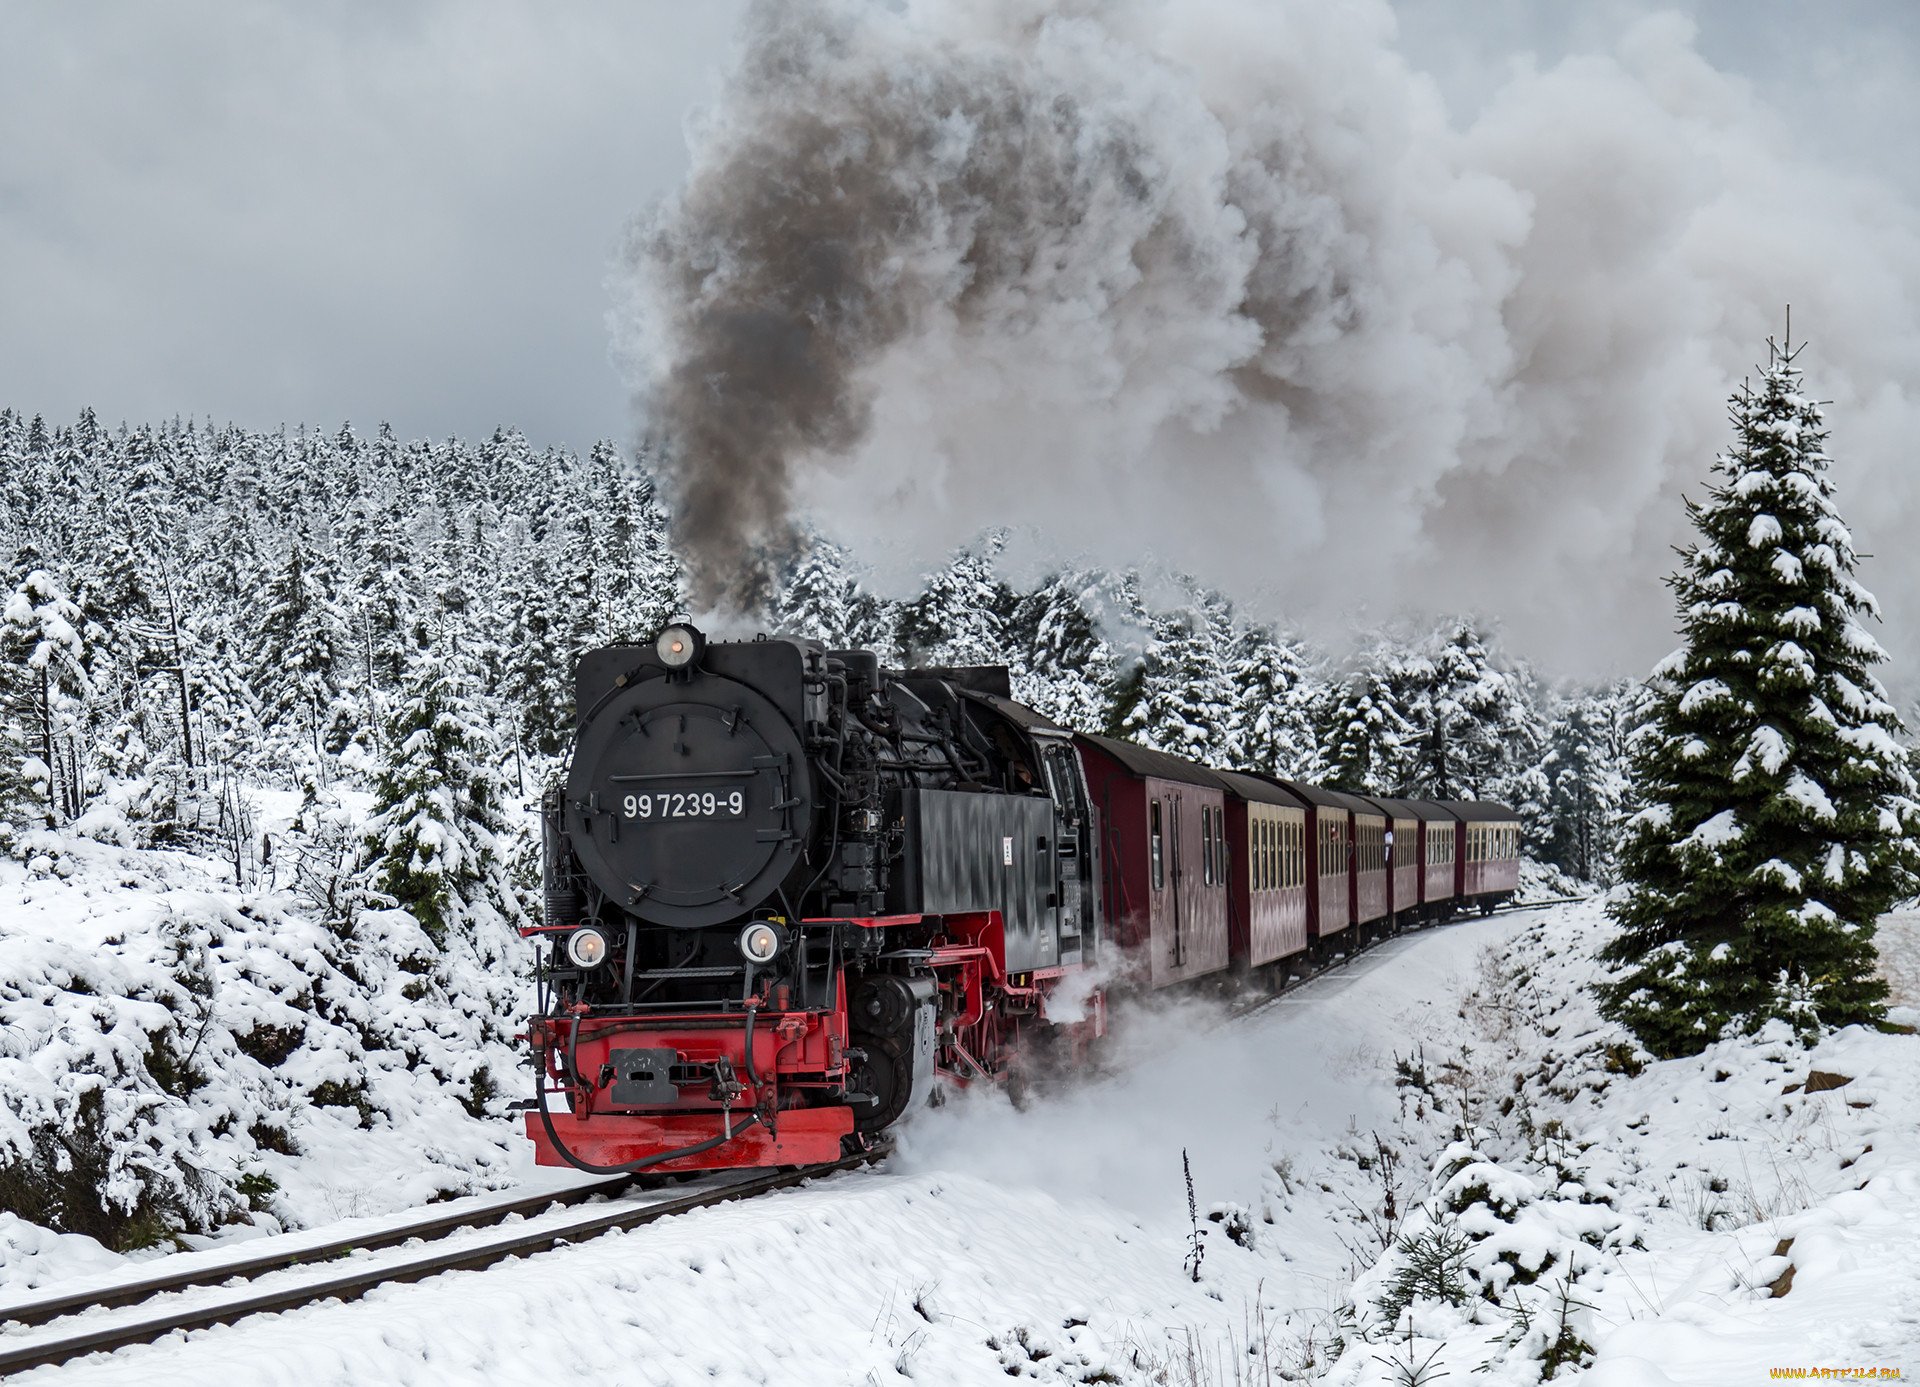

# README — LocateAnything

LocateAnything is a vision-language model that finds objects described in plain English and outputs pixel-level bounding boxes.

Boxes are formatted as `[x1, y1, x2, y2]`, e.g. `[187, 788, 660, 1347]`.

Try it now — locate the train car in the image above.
[1361, 795, 1421, 924]
[1343, 792, 1391, 932]
[1406, 799, 1460, 921]
[1075, 734, 1230, 989]
[524, 622, 1532, 1179]
[1259, 778, 1353, 944]
[1438, 800, 1522, 912]
[1216, 771, 1310, 973]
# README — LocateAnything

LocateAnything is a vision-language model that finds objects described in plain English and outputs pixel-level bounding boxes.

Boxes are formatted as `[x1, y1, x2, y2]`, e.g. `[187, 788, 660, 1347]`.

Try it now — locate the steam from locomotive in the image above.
[619, 0, 1920, 674]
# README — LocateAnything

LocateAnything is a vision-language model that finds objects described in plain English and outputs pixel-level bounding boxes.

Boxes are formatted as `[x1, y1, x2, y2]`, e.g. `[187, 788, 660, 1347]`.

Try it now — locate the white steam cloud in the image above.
[615, 0, 1920, 680]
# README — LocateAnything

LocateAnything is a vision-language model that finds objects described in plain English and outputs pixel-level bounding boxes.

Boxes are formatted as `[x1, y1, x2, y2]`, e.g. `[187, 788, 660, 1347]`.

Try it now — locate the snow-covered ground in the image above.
[6, 880, 1917, 1384]
[0, 800, 531, 1296]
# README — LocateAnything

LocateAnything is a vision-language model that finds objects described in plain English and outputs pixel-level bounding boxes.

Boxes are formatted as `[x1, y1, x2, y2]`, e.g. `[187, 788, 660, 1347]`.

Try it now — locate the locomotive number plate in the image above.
[621, 790, 746, 820]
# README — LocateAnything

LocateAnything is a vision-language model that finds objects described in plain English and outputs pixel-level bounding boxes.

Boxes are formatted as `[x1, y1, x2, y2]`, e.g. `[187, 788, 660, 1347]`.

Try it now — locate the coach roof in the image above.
[1075, 733, 1228, 790]
[1215, 769, 1310, 808]
[1259, 775, 1381, 818]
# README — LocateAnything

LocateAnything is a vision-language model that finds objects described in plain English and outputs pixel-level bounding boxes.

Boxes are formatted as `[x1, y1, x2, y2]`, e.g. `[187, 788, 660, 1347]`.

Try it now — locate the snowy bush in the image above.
[0, 829, 528, 1253]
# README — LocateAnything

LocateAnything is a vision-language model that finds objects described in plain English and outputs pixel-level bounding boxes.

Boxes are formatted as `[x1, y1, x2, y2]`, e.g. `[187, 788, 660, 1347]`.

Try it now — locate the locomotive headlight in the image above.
[738, 921, 786, 965]
[566, 927, 609, 969]
[656, 623, 703, 669]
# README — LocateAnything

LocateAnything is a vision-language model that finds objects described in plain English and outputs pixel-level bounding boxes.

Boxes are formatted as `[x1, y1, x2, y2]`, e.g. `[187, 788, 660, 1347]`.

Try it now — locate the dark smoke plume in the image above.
[619, 0, 1920, 676]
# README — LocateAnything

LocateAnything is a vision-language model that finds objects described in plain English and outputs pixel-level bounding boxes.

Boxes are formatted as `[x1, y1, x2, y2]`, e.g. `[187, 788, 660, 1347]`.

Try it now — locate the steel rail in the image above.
[0, 1173, 638, 1331]
[0, 1144, 885, 1378]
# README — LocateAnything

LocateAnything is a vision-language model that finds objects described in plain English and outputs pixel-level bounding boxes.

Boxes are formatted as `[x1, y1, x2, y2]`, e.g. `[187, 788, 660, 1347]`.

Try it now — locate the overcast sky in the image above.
[4, 1, 1918, 678]
[4, 0, 1912, 451]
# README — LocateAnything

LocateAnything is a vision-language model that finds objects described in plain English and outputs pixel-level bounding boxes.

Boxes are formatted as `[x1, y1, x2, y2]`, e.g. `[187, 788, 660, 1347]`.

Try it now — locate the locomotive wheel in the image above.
[848, 1029, 915, 1134]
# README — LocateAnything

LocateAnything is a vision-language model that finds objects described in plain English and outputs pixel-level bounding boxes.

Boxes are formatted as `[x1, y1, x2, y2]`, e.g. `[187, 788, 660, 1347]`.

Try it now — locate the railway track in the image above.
[0, 1143, 886, 1377]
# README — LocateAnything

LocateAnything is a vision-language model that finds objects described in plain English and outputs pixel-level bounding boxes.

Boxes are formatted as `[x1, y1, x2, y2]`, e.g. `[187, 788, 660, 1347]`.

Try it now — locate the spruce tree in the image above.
[1315, 654, 1415, 793]
[1600, 337, 1919, 1057]
[363, 630, 523, 948]
[1225, 622, 1316, 778]
[1539, 686, 1630, 883]
[252, 541, 345, 767]
[1120, 583, 1237, 760]
[776, 533, 860, 647]
[1010, 570, 1115, 733]
[1395, 621, 1541, 801]
[1, 570, 93, 826]
[895, 540, 1009, 668]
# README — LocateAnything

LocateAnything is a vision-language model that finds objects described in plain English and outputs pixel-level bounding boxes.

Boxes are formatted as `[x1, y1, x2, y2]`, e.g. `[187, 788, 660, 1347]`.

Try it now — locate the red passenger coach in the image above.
[1217, 771, 1310, 971]
[1407, 800, 1459, 919]
[1260, 779, 1353, 943]
[1439, 800, 1522, 910]
[1342, 792, 1390, 930]
[1361, 796, 1421, 923]
[1076, 735, 1231, 989]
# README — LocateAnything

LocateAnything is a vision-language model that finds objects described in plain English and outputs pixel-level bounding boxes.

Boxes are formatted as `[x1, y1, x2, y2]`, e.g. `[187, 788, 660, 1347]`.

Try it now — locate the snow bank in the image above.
[9, 895, 1916, 1385]
[1327, 900, 1920, 1385]
[0, 819, 529, 1288]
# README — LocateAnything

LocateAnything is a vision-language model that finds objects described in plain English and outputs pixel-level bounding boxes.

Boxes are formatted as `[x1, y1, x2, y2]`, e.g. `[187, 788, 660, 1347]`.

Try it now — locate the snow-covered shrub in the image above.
[0, 831, 527, 1252]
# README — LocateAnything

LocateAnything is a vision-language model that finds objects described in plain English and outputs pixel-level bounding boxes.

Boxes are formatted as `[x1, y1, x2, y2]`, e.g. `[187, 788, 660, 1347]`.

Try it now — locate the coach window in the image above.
[1201, 807, 1214, 887]
[1150, 800, 1165, 890]
[1213, 807, 1225, 886]
[1199, 808, 1210, 887]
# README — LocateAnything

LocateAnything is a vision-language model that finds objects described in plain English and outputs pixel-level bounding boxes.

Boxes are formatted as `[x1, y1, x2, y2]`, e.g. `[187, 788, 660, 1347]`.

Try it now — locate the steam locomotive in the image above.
[524, 623, 1519, 1174]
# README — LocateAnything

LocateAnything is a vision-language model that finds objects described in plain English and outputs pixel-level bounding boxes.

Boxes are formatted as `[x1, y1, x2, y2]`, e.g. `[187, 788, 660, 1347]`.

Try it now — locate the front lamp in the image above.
[656, 623, 703, 669]
[738, 921, 786, 966]
[566, 927, 609, 968]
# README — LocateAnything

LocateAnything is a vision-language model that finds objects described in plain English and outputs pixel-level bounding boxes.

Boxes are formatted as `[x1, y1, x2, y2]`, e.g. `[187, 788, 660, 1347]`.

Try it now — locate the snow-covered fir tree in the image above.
[252, 541, 345, 767]
[1008, 569, 1116, 732]
[2, 569, 94, 826]
[363, 629, 525, 950]
[1600, 338, 1920, 1057]
[1314, 647, 1416, 792]
[776, 533, 863, 648]
[1224, 622, 1317, 777]
[1395, 621, 1544, 803]
[894, 538, 1011, 668]
[1118, 582, 1238, 760]
[1538, 684, 1633, 883]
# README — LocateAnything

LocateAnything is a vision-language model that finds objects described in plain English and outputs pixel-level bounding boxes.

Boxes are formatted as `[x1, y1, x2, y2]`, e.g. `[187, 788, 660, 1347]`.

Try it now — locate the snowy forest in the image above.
[0, 407, 1632, 887]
